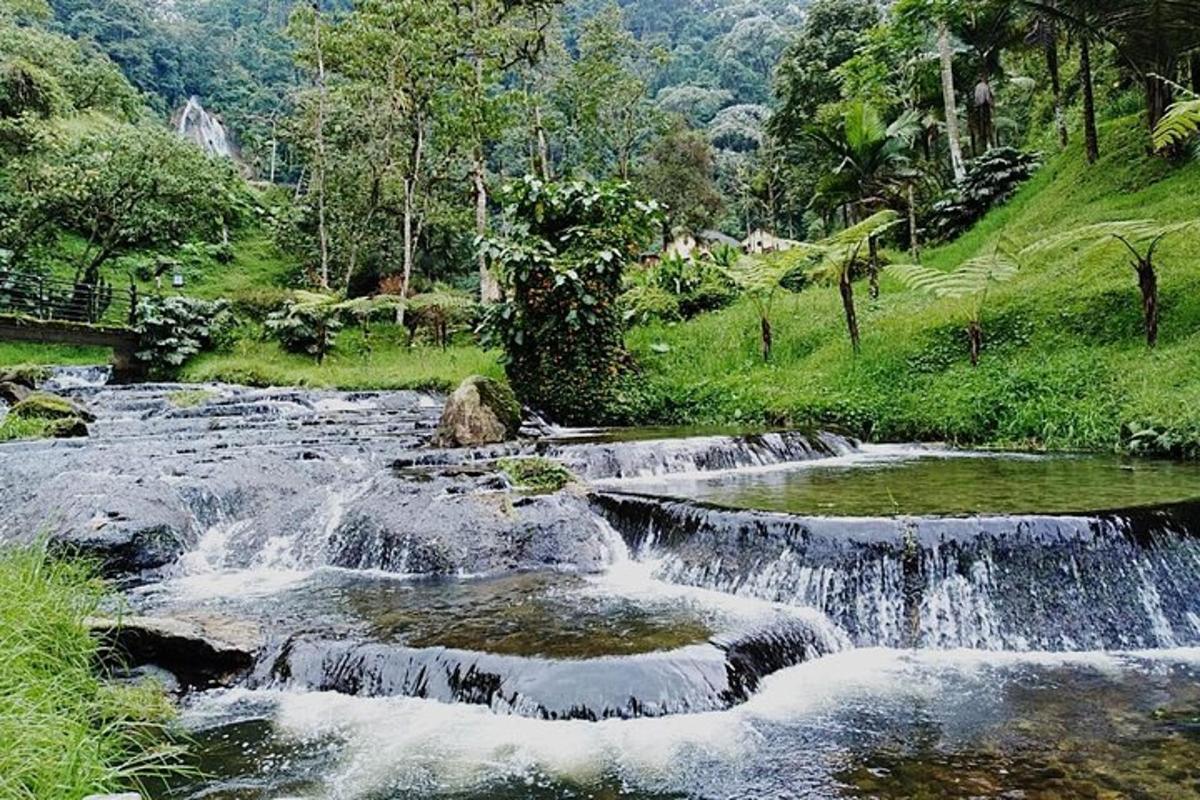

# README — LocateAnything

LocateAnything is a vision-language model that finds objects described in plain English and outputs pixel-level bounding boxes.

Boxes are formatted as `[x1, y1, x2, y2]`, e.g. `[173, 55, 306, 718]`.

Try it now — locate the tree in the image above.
[15, 123, 246, 284]
[1021, 219, 1200, 348]
[806, 210, 902, 354]
[889, 247, 1019, 364]
[639, 124, 722, 242]
[483, 176, 660, 424]
[894, 0, 968, 180]
[720, 254, 799, 362]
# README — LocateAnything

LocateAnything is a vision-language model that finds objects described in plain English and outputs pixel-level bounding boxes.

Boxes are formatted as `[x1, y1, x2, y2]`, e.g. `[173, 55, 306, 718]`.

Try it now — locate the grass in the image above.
[0, 415, 58, 442]
[182, 325, 502, 392]
[0, 341, 108, 368]
[629, 117, 1200, 457]
[166, 389, 217, 409]
[0, 545, 182, 798]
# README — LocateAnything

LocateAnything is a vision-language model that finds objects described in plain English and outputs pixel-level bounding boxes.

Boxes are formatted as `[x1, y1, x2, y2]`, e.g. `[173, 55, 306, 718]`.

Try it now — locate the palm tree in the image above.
[953, 1, 1024, 154]
[1026, 1, 1069, 148]
[806, 102, 919, 297]
[1023, 1, 1101, 162]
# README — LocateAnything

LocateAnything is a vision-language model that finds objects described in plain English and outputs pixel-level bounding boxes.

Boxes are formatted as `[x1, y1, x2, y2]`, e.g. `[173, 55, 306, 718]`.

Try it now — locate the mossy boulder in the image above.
[0, 366, 48, 389]
[10, 391, 96, 423]
[433, 376, 522, 448]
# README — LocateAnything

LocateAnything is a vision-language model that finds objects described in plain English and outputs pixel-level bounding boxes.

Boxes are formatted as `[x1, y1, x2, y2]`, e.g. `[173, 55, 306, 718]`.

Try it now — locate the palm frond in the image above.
[1153, 99, 1200, 153]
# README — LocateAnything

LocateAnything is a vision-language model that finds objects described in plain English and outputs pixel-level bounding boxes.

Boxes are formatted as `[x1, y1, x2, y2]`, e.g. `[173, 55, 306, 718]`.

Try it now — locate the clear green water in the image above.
[618, 450, 1200, 517]
[140, 570, 719, 660]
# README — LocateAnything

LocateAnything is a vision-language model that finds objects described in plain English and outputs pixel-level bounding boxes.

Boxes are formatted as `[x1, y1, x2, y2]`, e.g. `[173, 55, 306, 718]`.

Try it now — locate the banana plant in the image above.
[889, 247, 1019, 365]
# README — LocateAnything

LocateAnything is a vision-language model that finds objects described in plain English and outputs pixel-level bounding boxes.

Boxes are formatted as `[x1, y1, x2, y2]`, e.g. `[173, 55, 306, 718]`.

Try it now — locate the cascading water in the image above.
[173, 96, 237, 160]
[5, 381, 1200, 798]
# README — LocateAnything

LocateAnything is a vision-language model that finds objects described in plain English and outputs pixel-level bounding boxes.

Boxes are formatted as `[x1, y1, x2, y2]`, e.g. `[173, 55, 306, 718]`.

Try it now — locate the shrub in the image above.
[133, 296, 232, 376]
[927, 148, 1042, 242]
[482, 176, 660, 425]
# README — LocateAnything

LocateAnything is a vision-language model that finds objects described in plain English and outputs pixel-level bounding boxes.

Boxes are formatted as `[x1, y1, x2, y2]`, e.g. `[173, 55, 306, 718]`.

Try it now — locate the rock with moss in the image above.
[9, 391, 96, 424]
[0, 381, 31, 406]
[433, 376, 522, 448]
[497, 457, 576, 494]
[0, 366, 48, 389]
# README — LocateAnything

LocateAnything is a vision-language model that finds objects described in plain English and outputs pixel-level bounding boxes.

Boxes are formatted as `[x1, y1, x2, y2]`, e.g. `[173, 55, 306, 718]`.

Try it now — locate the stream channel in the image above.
[3, 369, 1200, 799]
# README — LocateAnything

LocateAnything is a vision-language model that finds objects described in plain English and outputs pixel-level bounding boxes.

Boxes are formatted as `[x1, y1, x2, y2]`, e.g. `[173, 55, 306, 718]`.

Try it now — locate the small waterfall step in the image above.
[593, 491, 1200, 651]
[135, 569, 846, 720]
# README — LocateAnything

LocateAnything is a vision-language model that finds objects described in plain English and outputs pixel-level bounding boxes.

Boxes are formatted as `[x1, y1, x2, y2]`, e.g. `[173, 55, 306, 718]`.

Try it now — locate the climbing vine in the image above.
[482, 177, 660, 424]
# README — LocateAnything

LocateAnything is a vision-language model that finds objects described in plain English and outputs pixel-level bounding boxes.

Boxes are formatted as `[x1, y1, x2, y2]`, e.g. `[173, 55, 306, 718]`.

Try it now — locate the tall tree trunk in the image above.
[839, 270, 861, 355]
[1045, 26, 1068, 148]
[398, 123, 425, 329]
[1144, 72, 1173, 134]
[907, 182, 920, 258]
[938, 22, 967, 181]
[1192, 53, 1200, 95]
[474, 150, 500, 303]
[533, 101, 551, 182]
[1080, 37, 1100, 164]
[312, 3, 331, 291]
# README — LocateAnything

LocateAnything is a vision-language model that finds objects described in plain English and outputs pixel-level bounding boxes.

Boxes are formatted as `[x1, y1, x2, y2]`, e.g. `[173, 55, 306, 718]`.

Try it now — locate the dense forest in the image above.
[2, 0, 1200, 443]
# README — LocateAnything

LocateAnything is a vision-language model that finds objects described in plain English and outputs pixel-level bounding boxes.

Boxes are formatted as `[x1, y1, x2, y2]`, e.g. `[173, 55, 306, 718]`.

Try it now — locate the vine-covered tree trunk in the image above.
[474, 152, 500, 303]
[840, 270, 860, 354]
[1080, 37, 1100, 164]
[760, 315, 773, 362]
[1144, 72, 1174, 134]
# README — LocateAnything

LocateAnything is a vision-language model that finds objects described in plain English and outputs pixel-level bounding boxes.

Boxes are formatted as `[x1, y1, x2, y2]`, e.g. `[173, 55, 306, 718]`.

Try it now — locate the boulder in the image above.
[0, 381, 31, 406]
[9, 391, 96, 423]
[28, 472, 199, 577]
[88, 614, 261, 690]
[432, 376, 521, 448]
[0, 366, 45, 389]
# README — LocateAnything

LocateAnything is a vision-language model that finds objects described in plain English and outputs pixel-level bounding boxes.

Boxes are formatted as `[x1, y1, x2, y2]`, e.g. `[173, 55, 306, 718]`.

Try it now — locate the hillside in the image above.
[627, 119, 1200, 457]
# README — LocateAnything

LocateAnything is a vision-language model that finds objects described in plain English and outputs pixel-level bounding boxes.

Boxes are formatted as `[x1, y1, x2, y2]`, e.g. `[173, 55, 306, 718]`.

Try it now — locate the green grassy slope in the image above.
[629, 118, 1200, 456]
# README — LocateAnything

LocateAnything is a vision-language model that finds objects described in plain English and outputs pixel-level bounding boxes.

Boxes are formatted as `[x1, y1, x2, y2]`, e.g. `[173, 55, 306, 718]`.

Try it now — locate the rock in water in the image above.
[0, 381, 31, 406]
[433, 376, 522, 447]
[7, 390, 93, 437]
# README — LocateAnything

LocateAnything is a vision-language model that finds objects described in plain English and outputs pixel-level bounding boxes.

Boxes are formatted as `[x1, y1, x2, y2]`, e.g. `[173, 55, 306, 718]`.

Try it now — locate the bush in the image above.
[483, 176, 660, 425]
[133, 296, 232, 376]
[927, 147, 1042, 242]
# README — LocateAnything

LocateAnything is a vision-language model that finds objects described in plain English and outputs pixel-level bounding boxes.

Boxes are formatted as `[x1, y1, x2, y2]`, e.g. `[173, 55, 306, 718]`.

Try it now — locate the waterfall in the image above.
[173, 96, 237, 160]
[593, 492, 1200, 651]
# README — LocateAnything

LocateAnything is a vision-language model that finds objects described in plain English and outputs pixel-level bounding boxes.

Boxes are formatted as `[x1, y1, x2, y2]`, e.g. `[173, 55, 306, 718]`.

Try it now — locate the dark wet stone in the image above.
[90, 615, 260, 690]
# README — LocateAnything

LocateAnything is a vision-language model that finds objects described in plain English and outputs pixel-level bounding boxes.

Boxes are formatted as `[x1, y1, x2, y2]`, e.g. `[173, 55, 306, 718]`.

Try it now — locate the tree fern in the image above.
[889, 248, 1019, 365]
[1153, 98, 1200, 157]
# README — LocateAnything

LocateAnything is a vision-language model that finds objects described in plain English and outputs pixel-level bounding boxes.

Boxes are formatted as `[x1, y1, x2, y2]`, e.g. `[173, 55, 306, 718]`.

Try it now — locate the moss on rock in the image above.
[496, 457, 575, 494]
